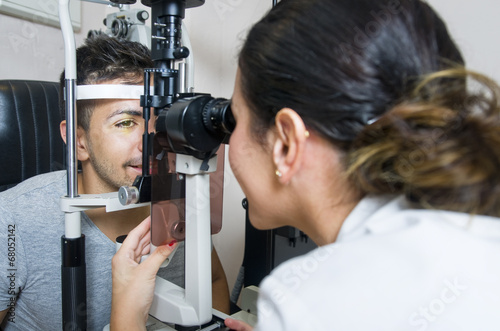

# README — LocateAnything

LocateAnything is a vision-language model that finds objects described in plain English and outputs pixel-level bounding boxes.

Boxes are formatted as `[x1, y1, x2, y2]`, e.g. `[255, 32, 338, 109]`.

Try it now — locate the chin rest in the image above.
[0, 80, 65, 192]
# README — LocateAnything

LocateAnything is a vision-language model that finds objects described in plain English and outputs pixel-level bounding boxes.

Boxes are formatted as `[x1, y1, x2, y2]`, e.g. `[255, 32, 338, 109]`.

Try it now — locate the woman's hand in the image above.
[110, 217, 177, 331]
[225, 318, 254, 331]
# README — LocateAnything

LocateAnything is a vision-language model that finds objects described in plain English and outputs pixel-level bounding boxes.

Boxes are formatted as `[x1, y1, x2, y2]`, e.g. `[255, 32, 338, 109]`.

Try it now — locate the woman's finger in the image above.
[140, 242, 177, 274]
[122, 217, 151, 249]
[224, 318, 254, 331]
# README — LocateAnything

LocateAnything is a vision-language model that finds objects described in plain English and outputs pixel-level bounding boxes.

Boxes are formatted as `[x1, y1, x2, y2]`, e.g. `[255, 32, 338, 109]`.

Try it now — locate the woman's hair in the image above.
[239, 0, 500, 216]
[59, 34, 153, 131]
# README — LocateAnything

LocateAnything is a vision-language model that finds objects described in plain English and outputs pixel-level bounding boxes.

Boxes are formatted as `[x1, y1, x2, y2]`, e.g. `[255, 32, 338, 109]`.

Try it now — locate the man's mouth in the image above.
[129, 164, 142, 173]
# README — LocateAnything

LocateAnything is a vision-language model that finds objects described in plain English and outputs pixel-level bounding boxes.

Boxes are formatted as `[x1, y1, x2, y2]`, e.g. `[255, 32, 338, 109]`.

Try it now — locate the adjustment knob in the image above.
[137, 10, 149, 22]
[173, 46, 190, 59]
[118, 186, 139, 205]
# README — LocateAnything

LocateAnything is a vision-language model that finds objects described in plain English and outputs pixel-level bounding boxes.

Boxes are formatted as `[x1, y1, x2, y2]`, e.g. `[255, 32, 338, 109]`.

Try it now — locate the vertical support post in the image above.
[184, 173, 212, 323]
[65, 79, 78, 198]
[59, 0, 86, 329]
[59, 0, 78, 199]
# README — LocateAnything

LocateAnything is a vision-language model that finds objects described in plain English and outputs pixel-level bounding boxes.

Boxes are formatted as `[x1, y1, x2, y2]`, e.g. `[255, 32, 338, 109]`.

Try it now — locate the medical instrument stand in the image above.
[59, 1, 151, 329]
[148, 155, 214, 325]
[59, 0, 225, 329]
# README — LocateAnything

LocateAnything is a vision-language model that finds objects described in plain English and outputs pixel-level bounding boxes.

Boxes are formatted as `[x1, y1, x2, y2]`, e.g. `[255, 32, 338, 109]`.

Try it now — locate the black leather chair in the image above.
[0, 80, 65, 192]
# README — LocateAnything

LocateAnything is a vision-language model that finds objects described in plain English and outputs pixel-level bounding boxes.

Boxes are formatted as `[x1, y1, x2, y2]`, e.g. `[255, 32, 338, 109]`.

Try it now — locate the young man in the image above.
[0, 35, 229, 330]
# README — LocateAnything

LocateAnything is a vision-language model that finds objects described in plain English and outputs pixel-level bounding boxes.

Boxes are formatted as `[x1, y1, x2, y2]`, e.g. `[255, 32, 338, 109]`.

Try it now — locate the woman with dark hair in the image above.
[110, 0, 500, 329]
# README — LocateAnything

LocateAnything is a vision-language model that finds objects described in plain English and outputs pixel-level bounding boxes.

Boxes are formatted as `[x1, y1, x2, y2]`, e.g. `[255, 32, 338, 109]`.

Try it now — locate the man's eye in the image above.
[116, 120, 135, 128]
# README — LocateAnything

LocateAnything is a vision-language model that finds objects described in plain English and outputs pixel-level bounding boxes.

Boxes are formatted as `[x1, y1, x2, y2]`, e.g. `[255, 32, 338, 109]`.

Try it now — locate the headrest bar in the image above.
[76, 85, 153, 100]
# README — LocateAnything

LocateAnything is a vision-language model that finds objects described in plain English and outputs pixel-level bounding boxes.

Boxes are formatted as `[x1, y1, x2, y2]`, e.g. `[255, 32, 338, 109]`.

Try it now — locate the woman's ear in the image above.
[272, 108, 309, 184]
[60, 120, 90, 161]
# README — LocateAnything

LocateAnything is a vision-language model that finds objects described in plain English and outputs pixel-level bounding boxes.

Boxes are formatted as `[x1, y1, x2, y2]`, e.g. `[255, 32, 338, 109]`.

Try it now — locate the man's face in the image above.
[84, 97, 153, 192]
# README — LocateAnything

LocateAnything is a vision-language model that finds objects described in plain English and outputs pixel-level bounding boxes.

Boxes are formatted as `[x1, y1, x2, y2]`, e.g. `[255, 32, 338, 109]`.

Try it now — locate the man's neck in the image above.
[77, 173, 150, 242]
[84, 206, 150, 243]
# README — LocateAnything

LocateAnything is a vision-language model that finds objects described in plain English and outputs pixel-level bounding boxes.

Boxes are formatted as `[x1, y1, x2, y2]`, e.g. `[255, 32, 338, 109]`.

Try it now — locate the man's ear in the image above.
[272, 108, 309, 184]
[60, 120, 90, 161]
[60, 120, 67, 144]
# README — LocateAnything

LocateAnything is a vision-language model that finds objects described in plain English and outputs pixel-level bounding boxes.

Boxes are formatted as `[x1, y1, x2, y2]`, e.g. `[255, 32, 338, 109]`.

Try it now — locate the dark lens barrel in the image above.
[155, 95, 233, 160]
[202, 98, 234, 136]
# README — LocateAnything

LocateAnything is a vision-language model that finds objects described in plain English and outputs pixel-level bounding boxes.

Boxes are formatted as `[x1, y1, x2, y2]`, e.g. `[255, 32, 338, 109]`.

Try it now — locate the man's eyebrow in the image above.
[106, 109, 143, 120]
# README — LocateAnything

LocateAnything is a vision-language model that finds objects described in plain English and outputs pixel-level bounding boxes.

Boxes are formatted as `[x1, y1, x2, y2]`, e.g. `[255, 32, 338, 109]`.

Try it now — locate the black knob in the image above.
[173, 46, 190, 59]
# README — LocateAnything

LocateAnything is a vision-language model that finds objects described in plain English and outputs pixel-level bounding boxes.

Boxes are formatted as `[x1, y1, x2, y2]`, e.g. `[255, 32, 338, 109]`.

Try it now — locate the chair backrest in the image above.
[0, 80, 65, 192]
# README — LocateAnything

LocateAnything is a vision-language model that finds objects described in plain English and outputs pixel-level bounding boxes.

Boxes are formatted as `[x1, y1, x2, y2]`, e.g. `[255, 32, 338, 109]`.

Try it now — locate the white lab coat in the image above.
[255, 195, 500, 330]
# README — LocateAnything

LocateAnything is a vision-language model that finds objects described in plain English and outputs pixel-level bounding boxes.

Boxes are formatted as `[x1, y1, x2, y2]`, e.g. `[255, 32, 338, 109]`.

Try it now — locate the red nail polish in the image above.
[168, 240, 177, 247]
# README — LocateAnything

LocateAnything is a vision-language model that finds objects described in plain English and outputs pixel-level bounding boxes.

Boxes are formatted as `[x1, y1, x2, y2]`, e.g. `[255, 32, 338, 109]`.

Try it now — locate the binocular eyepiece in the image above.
[155, 95, 234, 160]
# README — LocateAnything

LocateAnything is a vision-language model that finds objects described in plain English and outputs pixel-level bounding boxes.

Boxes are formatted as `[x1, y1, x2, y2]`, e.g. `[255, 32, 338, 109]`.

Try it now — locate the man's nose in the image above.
[148, 116, 156, 132]
[138, 118, 156, 152]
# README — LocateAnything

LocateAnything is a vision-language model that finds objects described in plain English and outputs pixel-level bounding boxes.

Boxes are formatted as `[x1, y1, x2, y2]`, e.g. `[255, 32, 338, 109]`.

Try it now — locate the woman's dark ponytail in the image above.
[347, 69, 500, 216]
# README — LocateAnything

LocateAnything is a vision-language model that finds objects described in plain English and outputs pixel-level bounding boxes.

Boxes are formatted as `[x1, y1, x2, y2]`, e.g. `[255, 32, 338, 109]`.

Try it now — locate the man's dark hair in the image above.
[59, 34, 153, 131]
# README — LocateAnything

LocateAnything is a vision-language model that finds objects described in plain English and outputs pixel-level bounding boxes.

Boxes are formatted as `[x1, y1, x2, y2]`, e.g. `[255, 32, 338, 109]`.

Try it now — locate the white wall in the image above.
[182, 0, 271, 296]
[0, 1, 104, 81]
[1, 0, 499, 293]
[428, 0, 500, 82]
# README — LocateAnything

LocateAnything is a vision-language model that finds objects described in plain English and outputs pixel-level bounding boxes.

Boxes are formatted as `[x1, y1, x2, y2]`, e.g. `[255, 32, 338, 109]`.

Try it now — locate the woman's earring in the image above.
[275, 169, 282, 178]
[304, 130, 310, 138]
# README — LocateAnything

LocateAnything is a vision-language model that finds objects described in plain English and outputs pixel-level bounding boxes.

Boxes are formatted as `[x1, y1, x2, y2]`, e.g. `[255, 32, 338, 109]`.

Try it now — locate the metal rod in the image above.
[59, 2, 86, 329]
[142, 71, 151, 177]
[65, 79, 78, 198]
[60, 0, 78, 198]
